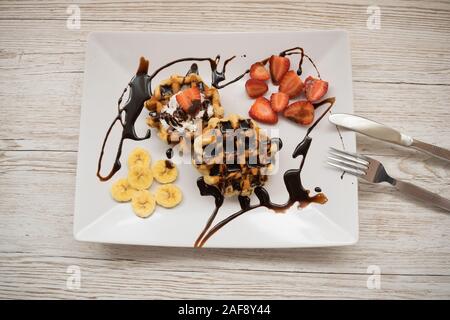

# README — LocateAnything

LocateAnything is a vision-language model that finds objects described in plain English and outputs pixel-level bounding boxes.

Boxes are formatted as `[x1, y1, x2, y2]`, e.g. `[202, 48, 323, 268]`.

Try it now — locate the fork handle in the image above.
[393, 180, 450, 212]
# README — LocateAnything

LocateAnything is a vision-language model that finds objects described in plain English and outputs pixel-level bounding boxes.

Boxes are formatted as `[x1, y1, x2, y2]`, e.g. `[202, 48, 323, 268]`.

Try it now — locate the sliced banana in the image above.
[110, 178, 136, 202]
[128, 164, 153, 190]
[131, 190, 156, 218]
[155, 184, 183, 208]
[128, 147, 151, 169]
[152, 160, 178, 184]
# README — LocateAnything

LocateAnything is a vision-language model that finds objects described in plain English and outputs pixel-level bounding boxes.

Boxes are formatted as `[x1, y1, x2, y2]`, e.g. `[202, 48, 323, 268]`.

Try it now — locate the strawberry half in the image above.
[176, 91, 192, 112]
[185, 86, 201, 101]
[305, 76, 328, 102]
[269, 55, 290, 85]
[245, 79, 268, 98]
[279, 70, 304, 99]
[283, 100, 315, 125]
[249, 97, 278, 124]
[176, 87, 201, 113]
[270, 92, 289, 113]
[250, 62, 270, 81]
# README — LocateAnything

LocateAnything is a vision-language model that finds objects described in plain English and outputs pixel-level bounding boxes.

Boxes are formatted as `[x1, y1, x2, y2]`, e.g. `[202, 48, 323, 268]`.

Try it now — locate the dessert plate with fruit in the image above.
[74, 31, 358, 248]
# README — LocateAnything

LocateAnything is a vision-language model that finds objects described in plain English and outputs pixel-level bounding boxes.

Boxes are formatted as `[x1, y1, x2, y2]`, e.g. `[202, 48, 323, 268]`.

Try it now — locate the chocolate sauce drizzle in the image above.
[96, 57, 152, 181]
[279, 47, 321, 78]
[97, 56, 250, 181]
[166, 148, 174, 159]
[96, 47, 339, 249]
[97, 47, 326, 180]
[194, 97, 336, 248]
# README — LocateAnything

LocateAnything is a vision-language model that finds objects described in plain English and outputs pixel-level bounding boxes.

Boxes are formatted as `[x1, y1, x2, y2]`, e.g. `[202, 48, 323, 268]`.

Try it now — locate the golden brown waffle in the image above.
[193, 114, 280, 197]
[144, 73, 224, 147]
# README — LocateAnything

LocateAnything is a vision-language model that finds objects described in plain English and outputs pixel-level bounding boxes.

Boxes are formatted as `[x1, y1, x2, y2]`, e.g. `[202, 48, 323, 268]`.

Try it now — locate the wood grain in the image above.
[0, 0, 449, 299]
[1, 253, 449, 299]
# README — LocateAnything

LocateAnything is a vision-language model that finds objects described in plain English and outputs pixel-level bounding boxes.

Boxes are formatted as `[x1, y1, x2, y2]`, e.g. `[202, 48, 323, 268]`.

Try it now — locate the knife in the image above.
[329, 113, 450, 162]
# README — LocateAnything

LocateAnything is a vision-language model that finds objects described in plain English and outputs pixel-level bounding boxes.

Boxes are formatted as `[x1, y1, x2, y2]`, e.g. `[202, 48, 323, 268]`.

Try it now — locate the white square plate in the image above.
[74, 31, 358, 248]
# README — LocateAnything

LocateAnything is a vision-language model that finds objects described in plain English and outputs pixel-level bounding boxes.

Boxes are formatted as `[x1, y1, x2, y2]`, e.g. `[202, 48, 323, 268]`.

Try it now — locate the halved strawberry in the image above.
[185, 86, 201, 101]
[283, 100, 315, 125]
[245, 79, 268, 98]
[269, 55, 290, 85]
[249, 97, 278, 124]
[176, 87, 201, 113]
[250, 62, 270, 81]
[270, 92, 289, 113]
[176, 91, 192, 112]
[279, 70, 304, 99]
[305, 76, 328, 102]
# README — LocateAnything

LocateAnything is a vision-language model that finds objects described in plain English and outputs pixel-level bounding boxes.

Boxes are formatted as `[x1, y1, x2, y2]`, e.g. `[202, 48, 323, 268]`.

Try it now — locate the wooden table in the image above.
[1, 0, 449, 299]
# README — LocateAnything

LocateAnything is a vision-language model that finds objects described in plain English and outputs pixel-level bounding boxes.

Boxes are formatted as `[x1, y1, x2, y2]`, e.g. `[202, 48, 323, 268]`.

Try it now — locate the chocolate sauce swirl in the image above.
[97, 56, 250, 181]
[97, 47, 327, 181]
[279, 47, 321, 78]
[96, 58, 152, 181]
[96, 46, 328, 180]
[96, 48, 338, 249]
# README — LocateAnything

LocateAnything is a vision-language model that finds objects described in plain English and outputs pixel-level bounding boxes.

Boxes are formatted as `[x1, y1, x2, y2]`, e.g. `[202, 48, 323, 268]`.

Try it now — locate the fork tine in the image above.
[329, 147, 368, 159]
[327, 155, 368, 171]
[327, 160, 365, 177]
[330, 147, 371, 161]
[329, 147, 370, 166]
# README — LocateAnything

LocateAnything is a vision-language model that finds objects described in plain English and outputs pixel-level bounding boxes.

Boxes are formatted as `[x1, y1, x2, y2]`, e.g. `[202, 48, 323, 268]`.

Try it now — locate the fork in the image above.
[327, 147, 450, 212]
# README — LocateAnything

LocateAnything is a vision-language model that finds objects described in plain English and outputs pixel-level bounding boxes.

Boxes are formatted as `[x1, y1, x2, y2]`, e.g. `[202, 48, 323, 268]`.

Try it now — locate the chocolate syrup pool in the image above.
[96, 49, 335, 248]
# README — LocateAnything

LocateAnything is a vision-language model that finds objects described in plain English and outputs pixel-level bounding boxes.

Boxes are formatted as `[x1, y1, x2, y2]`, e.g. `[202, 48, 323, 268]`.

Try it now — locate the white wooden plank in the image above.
[1, 254, 449, 299]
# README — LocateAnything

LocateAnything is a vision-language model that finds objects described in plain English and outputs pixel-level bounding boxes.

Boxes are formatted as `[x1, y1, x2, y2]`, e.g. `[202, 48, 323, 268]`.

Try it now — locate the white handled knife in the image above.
[329, 113, 450, 162]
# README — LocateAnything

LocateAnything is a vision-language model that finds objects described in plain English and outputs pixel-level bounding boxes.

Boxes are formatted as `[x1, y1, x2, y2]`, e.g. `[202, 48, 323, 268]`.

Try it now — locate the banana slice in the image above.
[155, 184, 183, 208]
[128, 147, 151, 169]
[128, 164, 153, 190]
[131, 190, 156, 218]
[110, 178, 136, 202]
[152, 160, 178, 184]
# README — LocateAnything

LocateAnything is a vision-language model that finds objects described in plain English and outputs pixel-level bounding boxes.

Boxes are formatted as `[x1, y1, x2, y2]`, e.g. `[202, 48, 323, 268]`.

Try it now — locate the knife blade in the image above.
[329, 113, 450, 162]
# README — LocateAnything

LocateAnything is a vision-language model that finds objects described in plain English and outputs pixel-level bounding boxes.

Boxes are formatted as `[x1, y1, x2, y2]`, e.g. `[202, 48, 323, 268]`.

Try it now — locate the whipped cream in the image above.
[159, 91, 214, 133]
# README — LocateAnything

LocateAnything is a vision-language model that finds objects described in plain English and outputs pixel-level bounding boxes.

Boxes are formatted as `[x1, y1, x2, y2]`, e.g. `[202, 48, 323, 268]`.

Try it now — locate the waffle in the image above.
[144, 72, 224, 147]
[193, 114, 281, 197]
